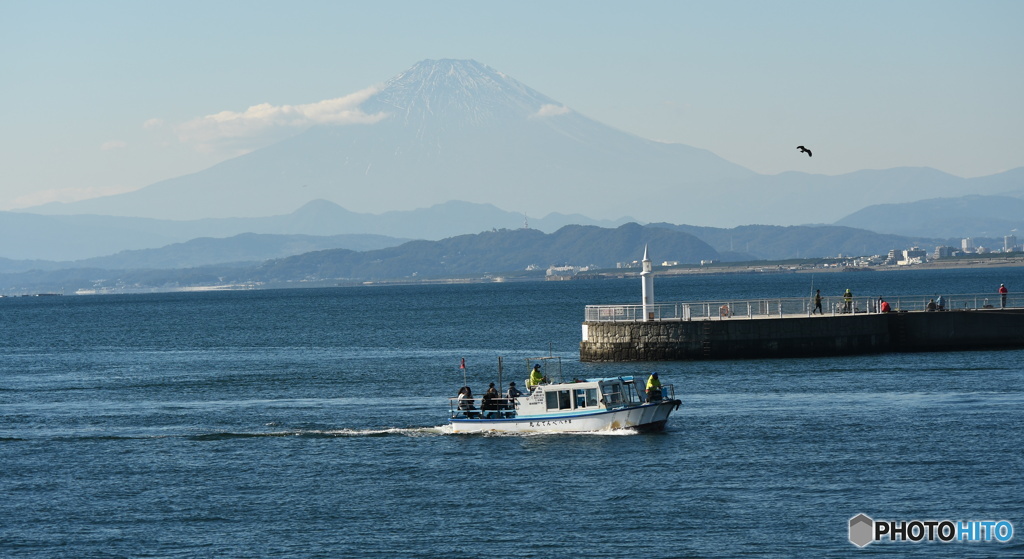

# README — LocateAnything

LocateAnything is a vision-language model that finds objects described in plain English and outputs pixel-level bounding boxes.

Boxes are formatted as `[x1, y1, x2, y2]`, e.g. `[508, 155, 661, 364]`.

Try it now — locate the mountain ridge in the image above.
[2, 199, 634, 261]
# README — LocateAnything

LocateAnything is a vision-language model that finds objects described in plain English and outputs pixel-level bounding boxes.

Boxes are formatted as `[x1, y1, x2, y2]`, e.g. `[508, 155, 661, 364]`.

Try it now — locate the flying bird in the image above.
[797, 146, 812, 157]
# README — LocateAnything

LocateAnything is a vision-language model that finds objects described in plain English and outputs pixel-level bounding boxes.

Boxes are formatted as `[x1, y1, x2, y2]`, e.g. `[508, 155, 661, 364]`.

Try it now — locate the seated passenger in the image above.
[481, 391, 498, 416]
[457, 386, 479, 418]
[505, 382, 522, 409]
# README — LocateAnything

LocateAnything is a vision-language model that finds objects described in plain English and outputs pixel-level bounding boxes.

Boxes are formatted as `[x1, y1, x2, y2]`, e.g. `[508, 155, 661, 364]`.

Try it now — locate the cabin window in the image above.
[575, 388, 599, 408]
[546, 390, 572, 410]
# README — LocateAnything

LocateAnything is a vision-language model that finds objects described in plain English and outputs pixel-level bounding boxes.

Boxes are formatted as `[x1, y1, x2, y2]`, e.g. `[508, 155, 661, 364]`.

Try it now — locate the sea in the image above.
[2, 267, 1023, 558]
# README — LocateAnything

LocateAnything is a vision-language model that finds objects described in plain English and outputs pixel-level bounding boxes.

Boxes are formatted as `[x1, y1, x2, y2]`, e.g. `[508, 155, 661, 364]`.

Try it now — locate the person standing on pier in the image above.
[999, 284, 1008, 308]
[843, 289, 853, 313]
[813, 289, 823, 314]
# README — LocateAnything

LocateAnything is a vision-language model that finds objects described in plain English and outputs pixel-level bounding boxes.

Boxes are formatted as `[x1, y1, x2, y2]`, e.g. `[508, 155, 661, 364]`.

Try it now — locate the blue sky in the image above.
[1, 0, 1021, 211]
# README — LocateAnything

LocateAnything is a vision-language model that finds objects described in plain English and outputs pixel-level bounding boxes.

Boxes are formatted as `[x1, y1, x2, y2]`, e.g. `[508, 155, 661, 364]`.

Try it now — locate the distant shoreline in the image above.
[646, 257, 1024, 278]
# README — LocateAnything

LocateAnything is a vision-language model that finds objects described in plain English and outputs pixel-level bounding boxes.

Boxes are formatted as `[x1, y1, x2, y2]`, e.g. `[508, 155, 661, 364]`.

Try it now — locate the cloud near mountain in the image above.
[174, 86, 388, 153]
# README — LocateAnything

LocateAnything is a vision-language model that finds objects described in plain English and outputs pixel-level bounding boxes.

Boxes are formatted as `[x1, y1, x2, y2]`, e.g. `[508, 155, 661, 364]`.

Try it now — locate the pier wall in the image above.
[579, 309, 1024, 361]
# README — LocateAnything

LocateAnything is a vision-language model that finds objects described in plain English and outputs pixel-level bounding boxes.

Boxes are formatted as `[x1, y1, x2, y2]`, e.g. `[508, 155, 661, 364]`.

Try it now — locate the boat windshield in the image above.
[597, 381, 622, 406]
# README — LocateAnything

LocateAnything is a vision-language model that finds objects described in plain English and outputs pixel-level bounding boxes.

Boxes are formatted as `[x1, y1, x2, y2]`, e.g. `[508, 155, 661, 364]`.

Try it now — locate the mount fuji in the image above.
[27, 59, 1020, 228]
[28, 59, 754, 223]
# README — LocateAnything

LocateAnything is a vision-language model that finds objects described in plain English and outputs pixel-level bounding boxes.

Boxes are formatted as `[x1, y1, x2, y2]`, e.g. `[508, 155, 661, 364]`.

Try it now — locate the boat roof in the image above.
[541, 375, 637, 387]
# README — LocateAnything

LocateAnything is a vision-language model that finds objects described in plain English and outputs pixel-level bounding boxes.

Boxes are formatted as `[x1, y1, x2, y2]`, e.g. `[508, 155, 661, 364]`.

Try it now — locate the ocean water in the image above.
[2, 268, 1024, 558]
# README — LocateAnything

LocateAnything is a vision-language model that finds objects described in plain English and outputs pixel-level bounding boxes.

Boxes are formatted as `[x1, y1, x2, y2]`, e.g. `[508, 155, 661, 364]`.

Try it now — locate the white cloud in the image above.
[100, 140, 127, 151]
[532, 104, 572, 118]
[175, 86, 388, 152]
[142, 118, 164, 129]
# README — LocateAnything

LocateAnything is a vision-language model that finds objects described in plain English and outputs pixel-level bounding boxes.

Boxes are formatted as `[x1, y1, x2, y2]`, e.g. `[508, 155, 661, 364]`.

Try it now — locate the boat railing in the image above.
[448, 397, 517, 419]
[584, 292, 1022, 322]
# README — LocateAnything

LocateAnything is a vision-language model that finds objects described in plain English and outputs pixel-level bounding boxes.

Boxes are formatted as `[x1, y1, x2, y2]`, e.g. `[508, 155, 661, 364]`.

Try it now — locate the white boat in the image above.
[448, 357, 681, 434]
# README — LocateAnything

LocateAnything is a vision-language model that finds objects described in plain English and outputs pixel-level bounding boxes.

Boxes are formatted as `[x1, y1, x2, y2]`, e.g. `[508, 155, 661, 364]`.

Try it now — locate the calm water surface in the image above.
[2, 268, 1023, 557]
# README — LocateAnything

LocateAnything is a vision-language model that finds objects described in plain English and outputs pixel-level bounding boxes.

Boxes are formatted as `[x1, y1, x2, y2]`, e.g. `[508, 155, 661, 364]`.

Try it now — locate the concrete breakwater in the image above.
[579, 309, 1024, 361]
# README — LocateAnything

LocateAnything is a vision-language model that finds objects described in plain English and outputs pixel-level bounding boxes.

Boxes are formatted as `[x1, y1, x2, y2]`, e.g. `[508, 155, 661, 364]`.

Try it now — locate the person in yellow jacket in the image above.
[528, 364, 546, 390]
[645, 373, 663, 402]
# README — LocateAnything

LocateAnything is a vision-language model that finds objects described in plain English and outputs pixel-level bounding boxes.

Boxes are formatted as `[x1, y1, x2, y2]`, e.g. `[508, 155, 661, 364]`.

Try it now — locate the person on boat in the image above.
[456, 384, 475, 411]
[505, 382, 522, 409]
[645, 373, 663, 402]
[528, 364, 546, 389]
[480, 388, 498, 417]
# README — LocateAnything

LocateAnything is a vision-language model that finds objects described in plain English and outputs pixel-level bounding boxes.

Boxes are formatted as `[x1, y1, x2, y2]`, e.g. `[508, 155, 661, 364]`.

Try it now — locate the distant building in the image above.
[896, 246, 928, 266]
[884, 249, 900, 265]
[546, 264, 592, 276]
[934, 246, 957, 259]
[1005, 235, 1018, 252]
[962, 238, 975, 253]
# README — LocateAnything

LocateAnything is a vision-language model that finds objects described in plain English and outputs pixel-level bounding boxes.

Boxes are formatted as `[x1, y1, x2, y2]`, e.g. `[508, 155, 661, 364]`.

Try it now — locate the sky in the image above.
[1, 0, 1022, 211]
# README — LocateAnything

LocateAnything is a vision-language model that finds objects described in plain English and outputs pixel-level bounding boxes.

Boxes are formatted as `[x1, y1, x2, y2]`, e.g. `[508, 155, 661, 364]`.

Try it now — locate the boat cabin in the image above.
[449, 376, 672, 420]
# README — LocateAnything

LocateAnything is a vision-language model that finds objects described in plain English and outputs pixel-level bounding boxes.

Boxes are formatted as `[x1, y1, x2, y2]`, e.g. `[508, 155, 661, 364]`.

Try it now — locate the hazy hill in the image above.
[0, 223, 718, 293]
[253, 223, 718, 282]
[835, 194, 1024, 238]
[654, 223, 944, 261]
[2, 199, 631, 261]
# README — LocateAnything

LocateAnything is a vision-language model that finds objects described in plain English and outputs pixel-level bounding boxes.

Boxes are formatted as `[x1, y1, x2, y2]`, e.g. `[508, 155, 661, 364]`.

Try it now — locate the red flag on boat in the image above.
[460, 358, 465, 369]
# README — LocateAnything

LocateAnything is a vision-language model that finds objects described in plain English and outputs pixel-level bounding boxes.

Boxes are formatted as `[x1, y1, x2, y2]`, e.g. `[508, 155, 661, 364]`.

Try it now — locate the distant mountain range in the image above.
[836, 193, 1024, 239]
[25, 59, 1022, 228]
[0, 223, 712, 293]
[254, 223, 718, 283]
[3, 199, 630, 261]
[0, 221, 957, 295]
[649, 223, 943, 261]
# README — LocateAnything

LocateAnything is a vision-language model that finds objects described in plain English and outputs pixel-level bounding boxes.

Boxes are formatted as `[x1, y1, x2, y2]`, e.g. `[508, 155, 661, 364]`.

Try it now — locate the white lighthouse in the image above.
[641, 245, 654, 321]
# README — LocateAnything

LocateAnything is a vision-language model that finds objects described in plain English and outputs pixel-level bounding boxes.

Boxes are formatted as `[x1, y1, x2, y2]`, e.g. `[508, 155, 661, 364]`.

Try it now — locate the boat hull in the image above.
[449, 399, 680, 434]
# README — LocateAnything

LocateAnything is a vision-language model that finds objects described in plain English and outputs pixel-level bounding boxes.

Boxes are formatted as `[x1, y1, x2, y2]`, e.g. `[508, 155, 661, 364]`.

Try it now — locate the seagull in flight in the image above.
[797, 146, 812, 157]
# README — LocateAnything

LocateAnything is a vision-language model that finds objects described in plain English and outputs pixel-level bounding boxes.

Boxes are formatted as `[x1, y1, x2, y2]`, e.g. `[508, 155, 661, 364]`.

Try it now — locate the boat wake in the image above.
[188, 427, 448, 440]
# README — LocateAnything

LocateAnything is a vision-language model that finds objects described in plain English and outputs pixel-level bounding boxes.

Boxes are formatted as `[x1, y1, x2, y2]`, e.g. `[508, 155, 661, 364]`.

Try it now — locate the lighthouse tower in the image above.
[641, 245, 654, 321]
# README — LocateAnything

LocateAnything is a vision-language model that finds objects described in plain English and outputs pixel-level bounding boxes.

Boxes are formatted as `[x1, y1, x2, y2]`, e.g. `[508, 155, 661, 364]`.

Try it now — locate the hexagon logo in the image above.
[849, 514, 874, 547]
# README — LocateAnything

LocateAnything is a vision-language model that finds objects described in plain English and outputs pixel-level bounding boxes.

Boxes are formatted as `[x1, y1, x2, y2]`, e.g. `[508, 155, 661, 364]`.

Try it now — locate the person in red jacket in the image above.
[999, 284, 1008, 308]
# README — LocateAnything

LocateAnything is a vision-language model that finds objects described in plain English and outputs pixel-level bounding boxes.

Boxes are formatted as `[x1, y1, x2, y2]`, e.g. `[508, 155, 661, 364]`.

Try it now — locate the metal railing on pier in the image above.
[584, 293, 1021, 322]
